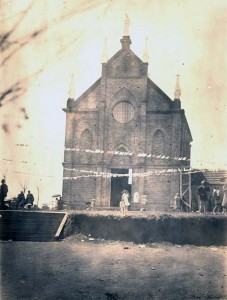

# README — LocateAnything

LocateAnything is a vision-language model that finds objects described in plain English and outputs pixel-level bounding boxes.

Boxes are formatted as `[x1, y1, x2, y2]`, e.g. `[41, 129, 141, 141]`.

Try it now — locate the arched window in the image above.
[80, 129, 92, 149]
[80, 129, 93, 163]
[152, 130, 165, 156]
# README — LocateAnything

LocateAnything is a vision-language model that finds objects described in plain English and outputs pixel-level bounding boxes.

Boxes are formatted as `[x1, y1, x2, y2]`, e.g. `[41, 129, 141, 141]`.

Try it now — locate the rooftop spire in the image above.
[121, 14, 131, 50]
[123, 14, 130, 36]
[102, 37, 109, 63]
[68, 74, 75, 99]
[174, 74, 181, 100]
[142, 37, 149, 63]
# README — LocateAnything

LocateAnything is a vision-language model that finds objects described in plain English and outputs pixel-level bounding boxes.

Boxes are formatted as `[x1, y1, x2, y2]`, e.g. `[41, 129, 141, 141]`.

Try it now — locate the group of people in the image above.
[16, 190, 34, 209]
[120, 182, 227, 214]
[2, 176, 227, 214]
[197, 180, 227, 214]
[173, 180, 227, 214]
[0, 178, 35, 210]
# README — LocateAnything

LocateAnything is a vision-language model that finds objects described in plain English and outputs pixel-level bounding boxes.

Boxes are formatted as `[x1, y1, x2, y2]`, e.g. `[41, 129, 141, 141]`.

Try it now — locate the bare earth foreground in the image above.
[0, 236, 227, 300]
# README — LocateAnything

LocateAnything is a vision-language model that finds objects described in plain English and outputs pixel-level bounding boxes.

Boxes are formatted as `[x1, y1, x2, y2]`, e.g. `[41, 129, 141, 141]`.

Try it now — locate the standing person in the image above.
[221, 184, 227, 214]
[17, 191, 25, 209]
[26, 190, 34, 206]
[212, 187, 222, 214]
[121, 190, 130, 212]
[197, 180, 210, 213]
[173, 193, 181, 211]
[0, 179, 8, 210]
[57, 197, 63, 210]
[119, 197, 126, 212]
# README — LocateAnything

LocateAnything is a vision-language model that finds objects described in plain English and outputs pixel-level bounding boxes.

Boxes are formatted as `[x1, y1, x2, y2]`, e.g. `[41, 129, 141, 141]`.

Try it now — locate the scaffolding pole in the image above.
[189, 171, 192, 210]
[180, 169, 192, 211]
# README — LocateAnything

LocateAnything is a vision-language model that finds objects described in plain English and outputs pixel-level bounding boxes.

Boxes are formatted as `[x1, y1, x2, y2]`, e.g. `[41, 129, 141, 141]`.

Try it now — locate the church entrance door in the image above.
[110, 169, 131, 207]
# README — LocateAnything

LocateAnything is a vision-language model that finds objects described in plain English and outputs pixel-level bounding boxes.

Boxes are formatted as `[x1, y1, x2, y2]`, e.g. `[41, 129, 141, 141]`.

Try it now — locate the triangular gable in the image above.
[105, 48, 147, 78]
[73, 78, 101, 111]
[147, 78, 172, 110]
[75, 78, 101, 103]
[107, 47, 145, 66]
[182, 114, 193, 142]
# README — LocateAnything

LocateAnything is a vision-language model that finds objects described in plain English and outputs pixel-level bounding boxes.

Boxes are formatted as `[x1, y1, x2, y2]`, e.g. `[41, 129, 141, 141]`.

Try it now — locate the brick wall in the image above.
[62, 37, 192, 210]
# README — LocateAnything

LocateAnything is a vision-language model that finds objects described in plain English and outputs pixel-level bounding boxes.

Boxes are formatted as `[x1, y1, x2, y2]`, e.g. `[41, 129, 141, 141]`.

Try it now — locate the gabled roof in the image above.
[75, 78, 101, 103]
[103, 36, 148, 78]
[147, 77, 173, 106]
[106, 47, 145, 67]
[203, 170, 227, 185]
[182, 113, 193, 142]
[192, 170, 227, 185]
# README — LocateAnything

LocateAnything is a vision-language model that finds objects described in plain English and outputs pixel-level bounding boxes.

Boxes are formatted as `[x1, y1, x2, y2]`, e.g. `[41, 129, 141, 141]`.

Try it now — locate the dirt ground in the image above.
[0, 235, 227, 300]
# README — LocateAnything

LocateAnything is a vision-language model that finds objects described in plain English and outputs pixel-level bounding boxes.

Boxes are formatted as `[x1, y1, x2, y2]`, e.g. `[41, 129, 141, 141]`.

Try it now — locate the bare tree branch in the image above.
[0, 0, 112, 133]
[0, 1, 34, 52]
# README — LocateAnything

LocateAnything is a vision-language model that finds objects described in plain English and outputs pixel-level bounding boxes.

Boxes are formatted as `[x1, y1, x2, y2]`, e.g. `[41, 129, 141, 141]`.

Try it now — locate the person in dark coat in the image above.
[26, 190, 34, 206]
[197, 180, 210, 213]
[0, 179, 8, 210]
[17, 191, 26, 209]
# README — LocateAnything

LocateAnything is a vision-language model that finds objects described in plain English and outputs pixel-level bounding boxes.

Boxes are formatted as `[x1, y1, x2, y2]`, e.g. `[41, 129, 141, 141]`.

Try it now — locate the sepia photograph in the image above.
[0, 0, 227, 299]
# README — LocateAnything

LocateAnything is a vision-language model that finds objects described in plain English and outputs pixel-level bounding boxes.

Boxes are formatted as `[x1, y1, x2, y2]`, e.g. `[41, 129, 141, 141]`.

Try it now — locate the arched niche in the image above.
[109, 144, 132, 168]
[152, 129, 165, 156]
[80, 129, 93, 163]
[110, 88, 137, 109]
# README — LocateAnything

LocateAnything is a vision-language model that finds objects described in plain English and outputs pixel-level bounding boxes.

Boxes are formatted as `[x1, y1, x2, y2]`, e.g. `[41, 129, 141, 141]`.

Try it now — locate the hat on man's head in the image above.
[201, 180, 209, 185]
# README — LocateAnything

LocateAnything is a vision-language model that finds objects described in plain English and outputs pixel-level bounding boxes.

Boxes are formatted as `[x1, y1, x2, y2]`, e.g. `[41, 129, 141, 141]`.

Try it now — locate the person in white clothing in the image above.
[120, 190, 130, 212]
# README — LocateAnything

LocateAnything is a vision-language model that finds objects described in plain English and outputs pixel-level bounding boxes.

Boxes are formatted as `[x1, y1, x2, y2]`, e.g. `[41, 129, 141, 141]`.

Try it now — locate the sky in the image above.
[0, 0, 227, 205]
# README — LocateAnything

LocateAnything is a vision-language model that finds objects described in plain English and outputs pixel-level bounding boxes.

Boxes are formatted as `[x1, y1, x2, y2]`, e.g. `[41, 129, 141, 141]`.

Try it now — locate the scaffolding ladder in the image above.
[180, 169, 192, 210]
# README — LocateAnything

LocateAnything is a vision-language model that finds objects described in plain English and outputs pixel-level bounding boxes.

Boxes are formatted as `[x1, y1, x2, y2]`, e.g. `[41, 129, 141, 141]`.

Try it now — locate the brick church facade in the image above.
[62, 35, 192, 210]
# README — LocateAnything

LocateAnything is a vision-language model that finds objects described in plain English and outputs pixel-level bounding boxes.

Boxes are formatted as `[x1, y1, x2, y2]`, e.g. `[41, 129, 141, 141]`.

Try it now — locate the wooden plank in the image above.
[55, 213, 68, 240]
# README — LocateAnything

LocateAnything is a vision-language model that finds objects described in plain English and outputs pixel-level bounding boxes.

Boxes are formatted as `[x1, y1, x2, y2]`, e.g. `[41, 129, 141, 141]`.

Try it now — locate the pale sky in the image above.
[0, 0, 227, 204]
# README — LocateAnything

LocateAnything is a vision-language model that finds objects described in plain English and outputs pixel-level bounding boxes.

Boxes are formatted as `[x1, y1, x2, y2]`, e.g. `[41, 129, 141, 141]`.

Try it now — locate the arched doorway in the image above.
[110, 168, 131, 207]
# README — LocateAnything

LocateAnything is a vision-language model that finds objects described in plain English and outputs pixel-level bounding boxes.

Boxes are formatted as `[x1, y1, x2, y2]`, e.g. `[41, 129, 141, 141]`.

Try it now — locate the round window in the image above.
[113, 101, 135, 123]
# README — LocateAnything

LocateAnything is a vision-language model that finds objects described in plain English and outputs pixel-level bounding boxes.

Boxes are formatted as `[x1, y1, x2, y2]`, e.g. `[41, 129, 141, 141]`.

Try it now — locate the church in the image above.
[62, 25, 192, 210]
